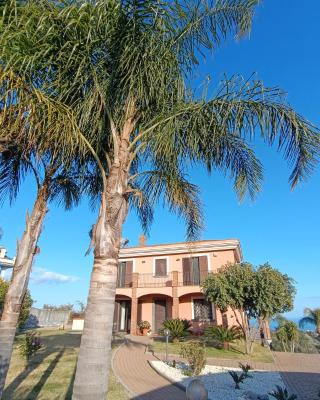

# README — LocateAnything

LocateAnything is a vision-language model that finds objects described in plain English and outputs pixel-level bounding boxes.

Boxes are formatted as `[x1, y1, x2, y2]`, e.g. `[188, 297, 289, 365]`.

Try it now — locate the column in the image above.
[130, 273, 139, 335]
[172, 271, 179, 319]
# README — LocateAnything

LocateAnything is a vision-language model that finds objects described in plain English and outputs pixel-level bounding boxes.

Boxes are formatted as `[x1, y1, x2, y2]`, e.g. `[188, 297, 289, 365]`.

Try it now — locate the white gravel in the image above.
[150, 361, 285, 400]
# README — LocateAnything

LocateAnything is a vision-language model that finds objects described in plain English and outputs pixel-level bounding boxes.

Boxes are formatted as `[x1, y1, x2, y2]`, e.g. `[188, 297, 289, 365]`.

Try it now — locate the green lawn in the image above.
[3, 329, 129, 400]
[150, 338, 274, 363]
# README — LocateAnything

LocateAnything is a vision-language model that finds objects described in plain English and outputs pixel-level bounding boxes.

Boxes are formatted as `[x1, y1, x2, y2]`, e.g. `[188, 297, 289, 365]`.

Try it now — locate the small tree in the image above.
[0, 277, 33, 329]
[202, 262, 295, 354]
[276, 321, 299, 353]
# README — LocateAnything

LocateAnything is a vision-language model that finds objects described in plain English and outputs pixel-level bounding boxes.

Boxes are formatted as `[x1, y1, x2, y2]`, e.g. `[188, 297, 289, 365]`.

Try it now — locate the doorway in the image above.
[154, 299, 167, 333]
[113, 300, 131, 332]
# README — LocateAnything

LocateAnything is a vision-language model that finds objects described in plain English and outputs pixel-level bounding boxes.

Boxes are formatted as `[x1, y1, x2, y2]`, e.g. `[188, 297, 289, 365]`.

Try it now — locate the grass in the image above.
[150, 338, 274, 363]
[3, 329, 129, 400]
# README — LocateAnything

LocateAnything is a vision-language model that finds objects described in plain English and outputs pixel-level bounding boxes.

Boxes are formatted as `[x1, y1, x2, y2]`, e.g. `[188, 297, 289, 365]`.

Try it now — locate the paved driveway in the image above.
[112, 336, 320, 400]
[273, 352, 320, 400]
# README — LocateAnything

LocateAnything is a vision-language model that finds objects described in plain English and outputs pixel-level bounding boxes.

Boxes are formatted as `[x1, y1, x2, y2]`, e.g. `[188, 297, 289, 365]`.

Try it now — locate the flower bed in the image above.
[150, 361, 285, 400]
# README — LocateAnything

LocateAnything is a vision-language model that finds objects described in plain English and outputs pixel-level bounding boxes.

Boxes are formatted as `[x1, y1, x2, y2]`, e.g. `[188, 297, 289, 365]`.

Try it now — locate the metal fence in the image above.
[24, 307, 71, 328]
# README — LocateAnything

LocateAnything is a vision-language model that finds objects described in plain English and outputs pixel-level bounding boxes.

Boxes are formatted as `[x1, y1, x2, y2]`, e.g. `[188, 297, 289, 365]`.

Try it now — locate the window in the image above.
[183, 256, 207, 285]
[117, 261, 133, 287]
[193, 299, 213, 321]
[154, 258, 167, 276]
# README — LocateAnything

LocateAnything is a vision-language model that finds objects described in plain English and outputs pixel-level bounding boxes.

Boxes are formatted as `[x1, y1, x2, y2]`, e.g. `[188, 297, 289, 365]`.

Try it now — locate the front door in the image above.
[154, 299, 167, 333]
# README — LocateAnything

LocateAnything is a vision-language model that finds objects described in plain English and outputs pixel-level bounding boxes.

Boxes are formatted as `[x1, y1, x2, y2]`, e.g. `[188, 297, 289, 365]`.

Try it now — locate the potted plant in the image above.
[138, 321, 151, 335]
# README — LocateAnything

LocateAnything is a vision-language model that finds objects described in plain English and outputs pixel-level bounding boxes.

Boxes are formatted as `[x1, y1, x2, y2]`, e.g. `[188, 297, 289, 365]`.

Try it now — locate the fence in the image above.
[25, 307, 71, 328]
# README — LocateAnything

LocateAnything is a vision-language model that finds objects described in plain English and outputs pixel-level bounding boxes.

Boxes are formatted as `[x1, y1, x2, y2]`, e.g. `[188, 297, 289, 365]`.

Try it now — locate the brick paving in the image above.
[273, 352, 320, 400]
[112, 336, 185, 400]
[113, 336, 320, 400]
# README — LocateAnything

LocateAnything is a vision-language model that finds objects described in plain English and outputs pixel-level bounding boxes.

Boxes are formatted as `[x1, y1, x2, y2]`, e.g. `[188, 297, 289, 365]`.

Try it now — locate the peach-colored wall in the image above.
[179, 294, 194, 320]
[120, 249, 236, 275]
[138, 294, 172, 331]
[116, 288, 132, 298]
[138, 294, 153, 326]
[137, 287, 172, 298]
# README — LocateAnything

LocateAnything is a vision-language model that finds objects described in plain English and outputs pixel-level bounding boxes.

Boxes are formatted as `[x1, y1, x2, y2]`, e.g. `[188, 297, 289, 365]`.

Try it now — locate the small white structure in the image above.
[0, 247, 14, 279]
[72, 318, 84, 331]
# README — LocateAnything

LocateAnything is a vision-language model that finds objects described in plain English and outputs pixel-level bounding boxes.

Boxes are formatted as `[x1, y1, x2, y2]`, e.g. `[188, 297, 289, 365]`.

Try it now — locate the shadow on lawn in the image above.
[64, 366, 76, 400]
[3, 331, 81, 399]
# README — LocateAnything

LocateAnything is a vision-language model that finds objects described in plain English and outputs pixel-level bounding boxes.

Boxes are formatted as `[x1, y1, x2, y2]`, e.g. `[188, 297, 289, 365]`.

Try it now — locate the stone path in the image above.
[113, 336, 320, 400]
[112, 336, 185, 400]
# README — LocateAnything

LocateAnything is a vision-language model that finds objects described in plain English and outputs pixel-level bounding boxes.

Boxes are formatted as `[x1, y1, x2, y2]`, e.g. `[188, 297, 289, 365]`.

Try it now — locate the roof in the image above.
[119, 238, 242, 260]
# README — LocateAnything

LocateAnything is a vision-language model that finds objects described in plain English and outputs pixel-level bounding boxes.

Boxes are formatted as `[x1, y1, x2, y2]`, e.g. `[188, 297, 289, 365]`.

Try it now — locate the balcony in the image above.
[116, 271, 211, 288]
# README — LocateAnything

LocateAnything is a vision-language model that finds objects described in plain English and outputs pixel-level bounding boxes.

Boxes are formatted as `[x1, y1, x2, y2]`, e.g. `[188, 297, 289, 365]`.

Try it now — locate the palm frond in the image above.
[49, 172, 82, 210]
[0, 69, 87, 160]
[206, 77, 320, 188]
[132, 169, 203, 240]
[0, 148, 29, 204]
[169, 0, 258, 69]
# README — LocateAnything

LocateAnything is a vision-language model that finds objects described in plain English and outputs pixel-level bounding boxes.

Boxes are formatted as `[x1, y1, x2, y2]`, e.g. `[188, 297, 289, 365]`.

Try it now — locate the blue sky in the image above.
[1, 0, 320, 318]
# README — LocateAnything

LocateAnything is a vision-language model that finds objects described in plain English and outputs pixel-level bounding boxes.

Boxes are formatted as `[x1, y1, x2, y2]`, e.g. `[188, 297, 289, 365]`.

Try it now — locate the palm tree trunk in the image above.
[72, 165, 130, 400]
[0, 185, 48, 398]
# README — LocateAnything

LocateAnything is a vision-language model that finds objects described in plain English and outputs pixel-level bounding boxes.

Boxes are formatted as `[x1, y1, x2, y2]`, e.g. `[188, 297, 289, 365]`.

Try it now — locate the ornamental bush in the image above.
[19, 331, 42, 361]
[204, 325, 242, 349]
[179, 341, 206, 376]
[161, 318, 192, 342]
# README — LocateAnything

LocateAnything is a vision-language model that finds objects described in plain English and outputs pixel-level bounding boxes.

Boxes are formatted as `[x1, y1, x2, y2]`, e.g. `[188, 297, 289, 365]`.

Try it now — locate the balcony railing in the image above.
[177, 271, 209, 286]
[116, 271, 212, 288]
[138, 273, 173, 288]
[116, 273, 133, 288]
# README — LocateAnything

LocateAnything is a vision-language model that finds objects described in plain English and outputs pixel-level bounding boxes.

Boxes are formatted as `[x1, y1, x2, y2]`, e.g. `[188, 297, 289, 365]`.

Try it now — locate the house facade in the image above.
[114, 239, 242, 335]
[0, 247, 14, 279]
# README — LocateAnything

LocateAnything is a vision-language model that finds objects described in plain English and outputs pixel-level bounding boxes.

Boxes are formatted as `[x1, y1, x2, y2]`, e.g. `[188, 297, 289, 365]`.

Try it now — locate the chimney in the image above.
[0, 248, 6, 258]
[138, 234, 146, 247]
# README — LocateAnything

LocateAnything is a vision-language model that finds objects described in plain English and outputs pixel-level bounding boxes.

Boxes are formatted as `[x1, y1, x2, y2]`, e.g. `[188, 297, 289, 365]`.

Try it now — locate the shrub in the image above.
[228, 370, 247, 389]
[0, 278, 33, 329]
[19, 331, 42, 361]
[239, 362, 252, 377]
[204, 325, 242, 349]
[161, 318, 191, 342]
[269, 385, 297, 400]
[227, 362, 252, 389]
[179, 341, 206, 376]
[137, 321, 151, 330]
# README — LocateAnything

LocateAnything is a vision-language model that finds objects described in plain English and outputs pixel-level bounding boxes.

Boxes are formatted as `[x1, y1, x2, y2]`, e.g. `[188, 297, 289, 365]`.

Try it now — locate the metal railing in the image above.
[116, 273, 133, 288]
[177, 271, 210, 286]
[138, 273, 173, 288]
[116, 271, 212, 288]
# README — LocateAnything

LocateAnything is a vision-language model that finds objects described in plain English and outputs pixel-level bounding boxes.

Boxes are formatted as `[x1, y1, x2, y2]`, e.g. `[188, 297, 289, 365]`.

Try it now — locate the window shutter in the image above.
[155, 258, 167, 276]
[199, 256, 208, 282]
[125, 261, 133, 286]
[182, 258, 191, 285]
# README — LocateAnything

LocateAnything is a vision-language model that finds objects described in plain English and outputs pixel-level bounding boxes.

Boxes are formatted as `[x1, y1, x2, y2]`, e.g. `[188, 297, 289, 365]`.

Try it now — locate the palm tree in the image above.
[0, 147, 82, 396]
[299, 307, 320, 335]
[0, 1, 319, 398]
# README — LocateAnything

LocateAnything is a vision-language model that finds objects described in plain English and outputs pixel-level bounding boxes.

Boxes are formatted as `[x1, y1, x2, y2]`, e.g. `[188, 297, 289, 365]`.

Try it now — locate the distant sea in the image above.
[270, 318, 315, 332]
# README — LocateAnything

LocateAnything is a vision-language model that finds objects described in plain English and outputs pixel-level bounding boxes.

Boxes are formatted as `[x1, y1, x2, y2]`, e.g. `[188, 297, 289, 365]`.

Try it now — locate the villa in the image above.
[0, 247, 14, 279]
[114, 238, 243, 335]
